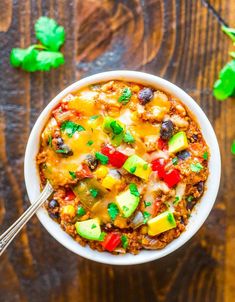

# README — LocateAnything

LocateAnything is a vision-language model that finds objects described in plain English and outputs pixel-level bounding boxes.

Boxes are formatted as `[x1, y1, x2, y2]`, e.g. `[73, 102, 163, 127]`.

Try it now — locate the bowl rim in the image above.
[24, 70, 221, 265]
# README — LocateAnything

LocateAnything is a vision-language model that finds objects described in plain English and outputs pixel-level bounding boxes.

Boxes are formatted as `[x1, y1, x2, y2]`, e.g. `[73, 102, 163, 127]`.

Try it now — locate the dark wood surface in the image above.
[0, 1, 234, 301]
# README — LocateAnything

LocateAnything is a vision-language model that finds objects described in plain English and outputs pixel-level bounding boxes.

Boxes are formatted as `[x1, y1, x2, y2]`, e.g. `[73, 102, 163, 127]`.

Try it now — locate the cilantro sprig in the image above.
[118, 88, 132, 104]
[107, 203, 119, 220]
[61, 121, 85, 138]
[10, 16, 65, 72]
[190, 162, 203, 173]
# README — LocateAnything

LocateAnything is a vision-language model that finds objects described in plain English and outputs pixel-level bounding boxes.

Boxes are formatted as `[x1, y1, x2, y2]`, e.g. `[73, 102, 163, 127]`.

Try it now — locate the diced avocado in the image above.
[123, 154, 151, 180]
[75, 218, 101, 240]
[168, 131, 188, 153]
[147, 210, 176, 236]
[115, 189, 140, 218]
[111, 133, 124, 147]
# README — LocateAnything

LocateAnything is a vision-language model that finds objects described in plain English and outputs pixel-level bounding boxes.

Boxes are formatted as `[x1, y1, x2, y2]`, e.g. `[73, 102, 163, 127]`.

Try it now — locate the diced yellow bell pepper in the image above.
[94, 166, 109, 179]
[61, 205, 76, 217]
[102, 175, 119, 190]
[147, 210, 176, 236]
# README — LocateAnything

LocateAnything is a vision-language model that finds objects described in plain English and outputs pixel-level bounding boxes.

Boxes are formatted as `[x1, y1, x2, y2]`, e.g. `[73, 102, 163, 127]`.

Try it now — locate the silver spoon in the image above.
[0, 181, 53, 256]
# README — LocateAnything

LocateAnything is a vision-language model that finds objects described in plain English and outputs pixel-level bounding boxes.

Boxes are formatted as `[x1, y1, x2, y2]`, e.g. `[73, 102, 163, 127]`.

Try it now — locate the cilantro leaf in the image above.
[213, 60, 235, 100]
[222, 25, 235, 42]
[231, 140, 235, 155]
[77, 206, 86, 217]
[36, 51, 64, 71]
[87, 140, 94, 146]
[89, 188, 99, 198]
[121, 235, 128, 249]
[95, 152, 109, 165]
[144, 201, 151, 207]
[69, 171, 76, 179]
[35, 16, 65, 51]
[89, 115, 100, 121]
[172, 157, 178, 165]
[123, 130, 135, 143]
[173, 196, 180, 205]
[10, 46, 40, 72]
[143, 211, 151, 224]
[190, 162, 203, 173]
[187, 195, 194, 202]
[118, 88, 132, 104]
[203, 151, 208, 160]
[129, 183, 140, 197]
[107, 203, 119, 220]
[110, 121, 123, 135]
[61, 121, 85, 138]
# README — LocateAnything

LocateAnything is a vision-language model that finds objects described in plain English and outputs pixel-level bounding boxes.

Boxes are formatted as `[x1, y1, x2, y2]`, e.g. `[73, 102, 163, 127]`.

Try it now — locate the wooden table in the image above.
[0, 1, 234, 301]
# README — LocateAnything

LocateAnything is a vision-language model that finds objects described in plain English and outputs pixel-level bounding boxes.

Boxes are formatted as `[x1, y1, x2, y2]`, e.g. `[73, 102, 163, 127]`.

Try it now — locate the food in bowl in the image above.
[37, 80, 209, 254]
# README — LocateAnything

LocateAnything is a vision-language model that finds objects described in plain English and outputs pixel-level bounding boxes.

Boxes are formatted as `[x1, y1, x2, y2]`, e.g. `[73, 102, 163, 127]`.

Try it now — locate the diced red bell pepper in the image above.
[101, 232, 121, 252]
[157, 138, 168, 151]
[101, 146, 128, 168]
[151, 158, 181, 187]
[163, 169, 181, 188]
[151, 158, 166, 179]
[65, 189, 76, 201]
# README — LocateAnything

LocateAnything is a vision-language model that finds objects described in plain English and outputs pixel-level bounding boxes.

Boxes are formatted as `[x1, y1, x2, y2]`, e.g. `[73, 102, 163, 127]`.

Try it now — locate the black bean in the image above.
[160, 120, 174, 140]
[60, 144, 73, 156]
[56, 137, 64, 146]
[196, 181, 204, 196]
[86, 154, 98, 170]
[138, 88, 153, 105]
[177, 150, 191, 160]
[49, 212, 60, 219]
[190, 134, 198, 142]
[48, 199, 59, 209]
[186, 200, 197, 211]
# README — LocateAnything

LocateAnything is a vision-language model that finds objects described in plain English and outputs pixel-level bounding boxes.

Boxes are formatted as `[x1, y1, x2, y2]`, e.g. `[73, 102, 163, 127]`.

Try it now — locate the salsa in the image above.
[37, 80, 209, 254]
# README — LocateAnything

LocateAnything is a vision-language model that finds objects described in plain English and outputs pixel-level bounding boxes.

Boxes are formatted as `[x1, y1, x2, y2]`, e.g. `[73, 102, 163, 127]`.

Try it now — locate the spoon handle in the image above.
[0, 182, 53, 256]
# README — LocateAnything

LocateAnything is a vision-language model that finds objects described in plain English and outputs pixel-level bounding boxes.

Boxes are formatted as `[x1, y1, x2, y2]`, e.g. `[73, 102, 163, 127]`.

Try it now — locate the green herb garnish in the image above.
[55, 149, 67, 154]
[95, 152, 109, 165]
[121, 235, 128, 249]
[91, 224, 97, 229]
[190, 162, 203, 173]
[129, 183, 140, 197]
[222, 25, 235, 42]
[89, 188, 99, 198]
[48, 135, 52, 147]
[167, 213, 175, 224]
[231, 140, 235, 155]
[118, 88, 132, 104]
[187, 196, 194, 202]
[172, 157, 178, 165]
[87, 140, 94, 146]
[173, 196, 180, 205]
[130, 166, 136, 173]
[61, 121, 85, 138]
[123, 130, 135, 143]
[110, 121, 123, 135]
[10, 17, 65, 72]
[144, 201, 152, 207]
[108, 203, 119, 220]
[69, 171, 76, 180]
[143, 211, 151, 224]
[77, 206, 86, 217]
[123, 205, 129, 213]
[203, 151, 209, 160]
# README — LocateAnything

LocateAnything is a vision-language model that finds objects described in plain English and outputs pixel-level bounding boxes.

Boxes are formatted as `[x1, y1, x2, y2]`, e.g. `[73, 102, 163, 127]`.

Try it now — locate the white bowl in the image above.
[24, 70, 221, 265]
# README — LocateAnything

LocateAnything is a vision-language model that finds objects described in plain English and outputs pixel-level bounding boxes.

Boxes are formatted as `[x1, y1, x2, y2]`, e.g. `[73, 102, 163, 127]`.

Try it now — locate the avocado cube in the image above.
[123, 154, 151, 180]
[147, 210, 176, 236]
[75, 218, 101, 240]
[168, 131, 188, 153]
[116, 189, 140, 218]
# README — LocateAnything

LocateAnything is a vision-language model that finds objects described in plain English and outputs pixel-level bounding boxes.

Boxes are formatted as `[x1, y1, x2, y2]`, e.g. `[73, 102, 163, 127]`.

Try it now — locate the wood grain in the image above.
[0, 0, 235, 301]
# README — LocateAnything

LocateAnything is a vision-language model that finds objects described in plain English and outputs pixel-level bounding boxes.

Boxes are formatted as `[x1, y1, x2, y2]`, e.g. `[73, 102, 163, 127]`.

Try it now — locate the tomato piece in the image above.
[158, 138, 168, 151]
[65, 189, 76, 201]
[101, 146, 128, 168]
[164, 169, 181, 188]
[101, 233, 121, 252]
[76, 164, 93, 180]
[151, 159, 166, 179]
